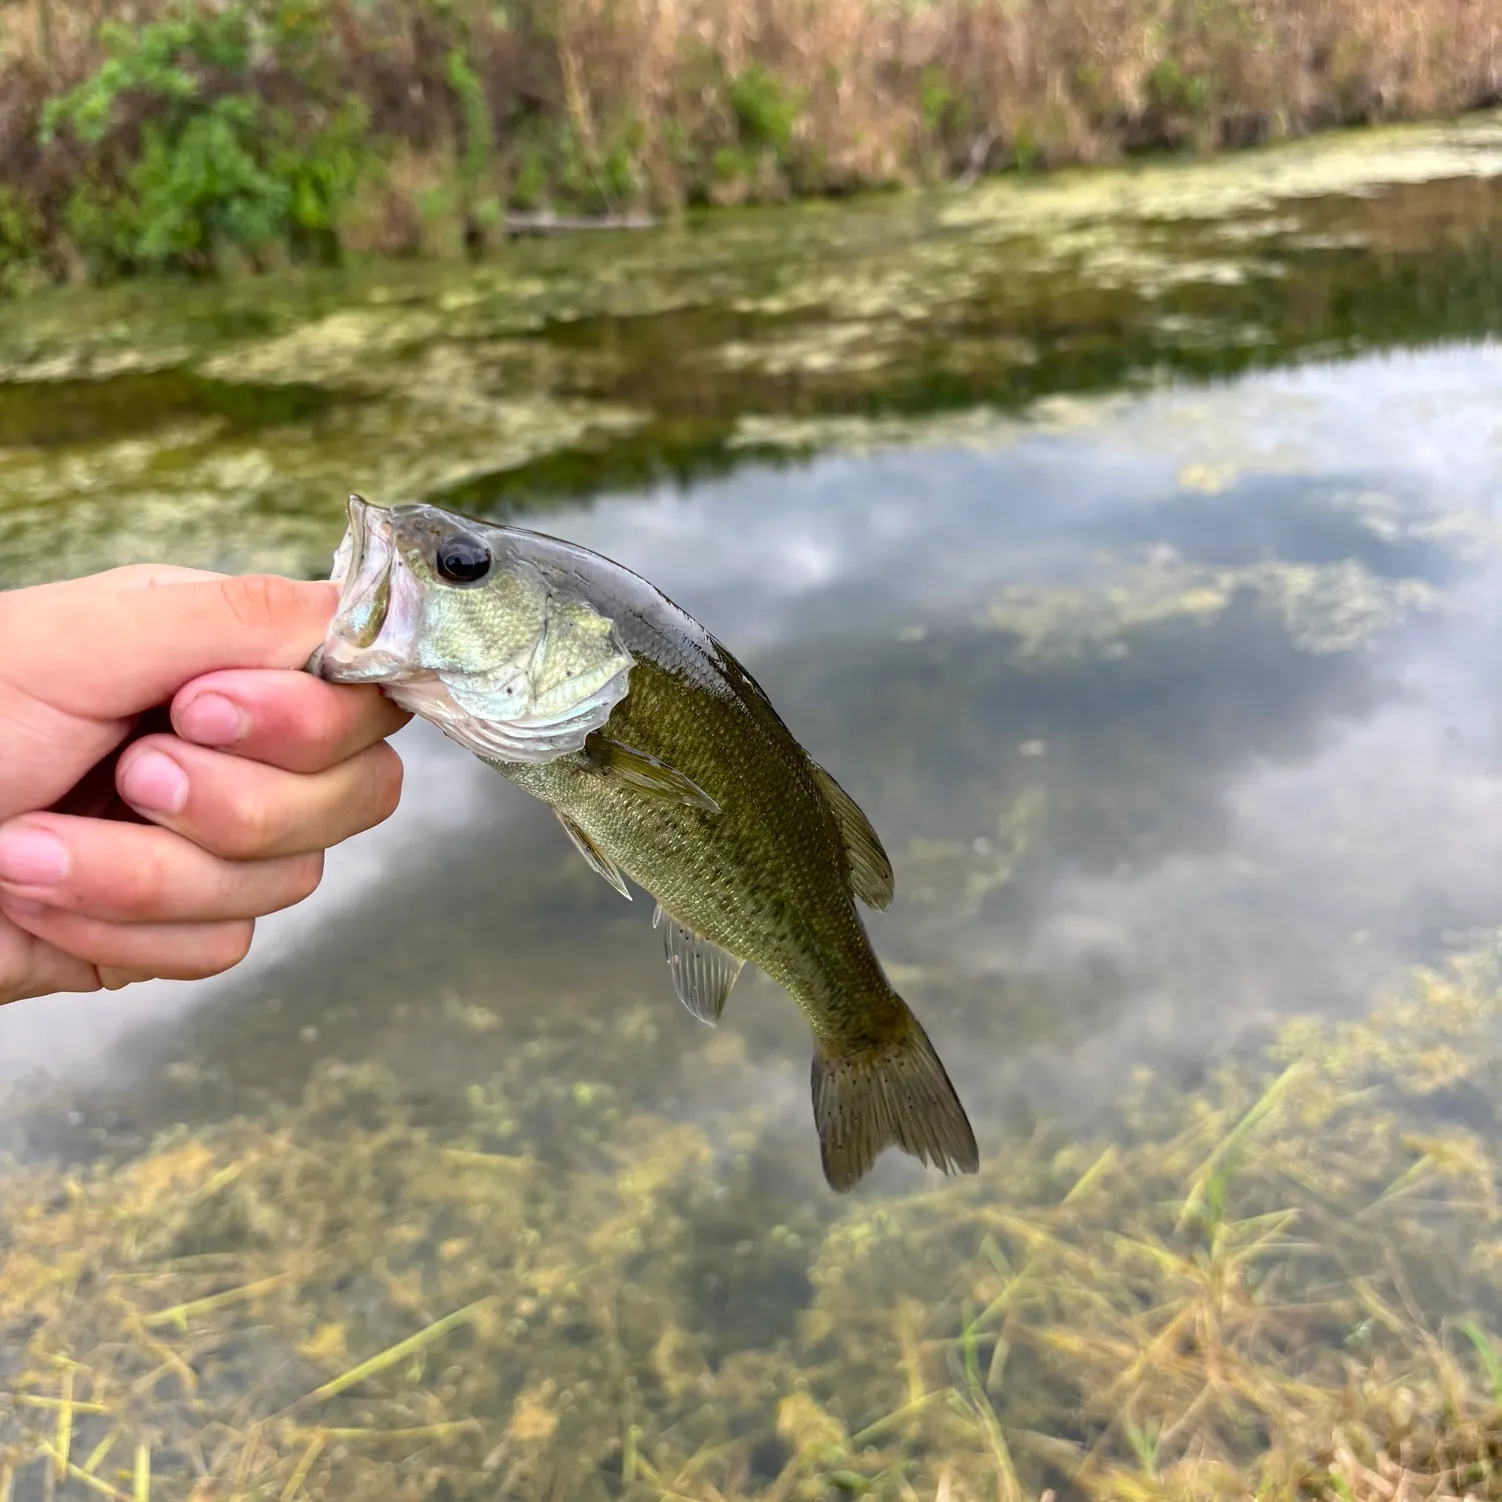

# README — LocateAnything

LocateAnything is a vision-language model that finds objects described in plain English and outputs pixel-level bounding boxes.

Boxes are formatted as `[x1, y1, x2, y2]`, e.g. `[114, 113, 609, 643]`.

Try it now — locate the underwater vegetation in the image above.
[5, 942, 1502, 1500]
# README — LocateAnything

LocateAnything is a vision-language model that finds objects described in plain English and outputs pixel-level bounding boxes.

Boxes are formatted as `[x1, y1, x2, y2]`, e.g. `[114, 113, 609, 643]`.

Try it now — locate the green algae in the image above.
[938, 113, 1502, 237]
[983, 556, 1445, 662]
[5, 116, 1502, 587]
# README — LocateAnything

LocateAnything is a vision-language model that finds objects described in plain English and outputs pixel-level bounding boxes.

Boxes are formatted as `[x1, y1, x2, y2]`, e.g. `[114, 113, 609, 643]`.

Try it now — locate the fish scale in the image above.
[311, 494, 979, 1192]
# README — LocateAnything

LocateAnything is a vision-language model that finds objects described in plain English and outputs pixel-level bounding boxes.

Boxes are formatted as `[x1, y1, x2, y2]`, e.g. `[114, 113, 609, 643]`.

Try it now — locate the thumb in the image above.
[6, 573, 340, 721]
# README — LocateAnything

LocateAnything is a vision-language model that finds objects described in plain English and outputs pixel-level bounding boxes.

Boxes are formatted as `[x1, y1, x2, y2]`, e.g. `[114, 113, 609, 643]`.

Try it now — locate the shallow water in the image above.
[6, 119, 1502, 1499]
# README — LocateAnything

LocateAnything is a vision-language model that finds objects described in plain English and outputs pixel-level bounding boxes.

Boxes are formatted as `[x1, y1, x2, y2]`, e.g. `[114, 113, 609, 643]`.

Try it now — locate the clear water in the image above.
[5, 118, 1502, 1500]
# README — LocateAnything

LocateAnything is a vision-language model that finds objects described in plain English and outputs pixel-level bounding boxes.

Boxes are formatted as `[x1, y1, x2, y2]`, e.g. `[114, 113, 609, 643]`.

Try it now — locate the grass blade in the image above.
[38, 1444, 130, 1502]
[142, 1274, 296, 1330]
[54, 1369, 73, 1481]
[83, 1429, 119, 1476]
[300, 1296, 498, 1404]
[278, 1433, 325, 1502]
[1456, 1318, 1502, 1403]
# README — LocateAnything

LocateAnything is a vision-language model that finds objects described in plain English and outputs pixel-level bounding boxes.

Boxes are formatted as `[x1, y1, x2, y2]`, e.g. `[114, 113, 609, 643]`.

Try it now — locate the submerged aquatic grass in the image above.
[5, 944, 1502, 1500]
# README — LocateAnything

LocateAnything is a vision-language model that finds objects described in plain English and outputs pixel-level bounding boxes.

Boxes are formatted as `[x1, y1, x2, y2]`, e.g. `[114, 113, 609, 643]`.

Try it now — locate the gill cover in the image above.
[310, 494, 635, 765]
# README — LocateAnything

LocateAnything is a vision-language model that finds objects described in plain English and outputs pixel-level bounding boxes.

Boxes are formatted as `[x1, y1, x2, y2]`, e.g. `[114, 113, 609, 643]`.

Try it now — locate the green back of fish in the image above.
[399, 519, 978, 1191]
[499, 615, 903, 1047]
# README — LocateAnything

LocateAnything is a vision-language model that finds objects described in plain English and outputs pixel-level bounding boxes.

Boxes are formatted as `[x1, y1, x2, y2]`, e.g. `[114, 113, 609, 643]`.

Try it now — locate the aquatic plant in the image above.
[4, 132, 1502, 591]
[4, 943, 1502, 1499]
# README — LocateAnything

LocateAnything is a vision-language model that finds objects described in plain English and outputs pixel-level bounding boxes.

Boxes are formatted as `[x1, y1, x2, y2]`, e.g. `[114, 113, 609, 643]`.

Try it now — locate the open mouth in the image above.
[307, 495, 407, 683]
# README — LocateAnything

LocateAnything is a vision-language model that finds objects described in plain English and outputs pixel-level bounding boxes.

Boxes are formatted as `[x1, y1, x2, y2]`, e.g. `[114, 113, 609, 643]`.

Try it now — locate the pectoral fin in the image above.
[653, 904, 745, 1025]
[811, 763, 894, 910]
[555, 811, 632, 900]
[584, 735, 721, 814]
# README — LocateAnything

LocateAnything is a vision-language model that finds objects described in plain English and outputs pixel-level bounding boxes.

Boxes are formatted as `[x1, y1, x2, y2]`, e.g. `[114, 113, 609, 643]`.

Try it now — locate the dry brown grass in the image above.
[0, 0, 1499, 271]
[472, 0, 1502, 187]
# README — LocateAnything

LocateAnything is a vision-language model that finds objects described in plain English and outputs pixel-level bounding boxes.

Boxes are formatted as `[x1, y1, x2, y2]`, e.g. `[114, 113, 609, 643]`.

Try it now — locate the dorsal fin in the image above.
[810, 764, 894, 910]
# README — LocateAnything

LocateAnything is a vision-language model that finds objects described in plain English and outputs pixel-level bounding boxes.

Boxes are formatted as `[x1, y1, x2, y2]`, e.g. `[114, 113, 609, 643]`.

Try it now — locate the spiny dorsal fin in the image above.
[810, 763, 894, 910]
[555, 810, 632, 900]
[584, 735, 721, 814]
[653, 903, 745, 1025]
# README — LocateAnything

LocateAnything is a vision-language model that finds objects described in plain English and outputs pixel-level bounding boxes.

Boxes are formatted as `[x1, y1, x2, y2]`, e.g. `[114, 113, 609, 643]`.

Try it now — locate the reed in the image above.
[0, 0, 1498, 282]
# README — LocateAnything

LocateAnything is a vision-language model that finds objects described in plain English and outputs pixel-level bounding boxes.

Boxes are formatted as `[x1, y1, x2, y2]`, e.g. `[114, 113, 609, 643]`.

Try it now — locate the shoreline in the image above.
[2, 0, 1500, 295]
[3, 105, 1502, 318]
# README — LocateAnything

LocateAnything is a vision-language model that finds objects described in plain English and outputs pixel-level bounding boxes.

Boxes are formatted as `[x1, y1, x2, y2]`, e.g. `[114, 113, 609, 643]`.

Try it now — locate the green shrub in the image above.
[40, 2, 370, 276]
[0, 189, 45, 295]
[445, 44, 504, 238]
[728, 63, 798, 157]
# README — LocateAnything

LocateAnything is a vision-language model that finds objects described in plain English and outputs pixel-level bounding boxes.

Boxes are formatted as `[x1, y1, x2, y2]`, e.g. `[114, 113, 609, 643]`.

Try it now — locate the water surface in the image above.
[4, 118, 1502, 1501]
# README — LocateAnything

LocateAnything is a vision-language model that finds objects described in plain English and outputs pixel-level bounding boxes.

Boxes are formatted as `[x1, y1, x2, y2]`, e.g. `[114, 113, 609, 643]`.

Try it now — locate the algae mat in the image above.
[3, 114, 1502, 584]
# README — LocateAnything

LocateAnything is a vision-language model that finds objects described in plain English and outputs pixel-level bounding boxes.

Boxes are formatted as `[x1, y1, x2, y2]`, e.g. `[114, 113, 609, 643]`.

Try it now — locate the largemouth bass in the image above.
[308, 494, 978, 1192]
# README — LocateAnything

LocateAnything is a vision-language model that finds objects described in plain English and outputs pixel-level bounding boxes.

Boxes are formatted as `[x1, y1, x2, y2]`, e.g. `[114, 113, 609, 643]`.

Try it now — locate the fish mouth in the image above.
[307, 494, 412, 683]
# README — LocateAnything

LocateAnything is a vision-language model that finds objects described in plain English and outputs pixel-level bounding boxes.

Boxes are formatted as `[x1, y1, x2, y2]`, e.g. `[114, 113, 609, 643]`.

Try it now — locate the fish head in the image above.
[308, 494, 634, 763]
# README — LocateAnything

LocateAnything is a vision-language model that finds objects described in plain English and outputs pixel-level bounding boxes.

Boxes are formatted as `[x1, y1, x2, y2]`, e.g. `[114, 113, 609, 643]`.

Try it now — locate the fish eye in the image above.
[435, 533, 491, 584]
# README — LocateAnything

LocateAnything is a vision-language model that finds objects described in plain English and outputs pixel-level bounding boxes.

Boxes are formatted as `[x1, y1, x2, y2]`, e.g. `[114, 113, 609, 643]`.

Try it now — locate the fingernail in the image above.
[0, 828, 69, 887]
[120, 748, 189, 814]
[178, 692, 246, 746]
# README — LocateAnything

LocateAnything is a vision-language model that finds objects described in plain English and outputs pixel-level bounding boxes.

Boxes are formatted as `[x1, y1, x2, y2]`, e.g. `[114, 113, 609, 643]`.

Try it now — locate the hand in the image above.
[0, 566, 410, 1004]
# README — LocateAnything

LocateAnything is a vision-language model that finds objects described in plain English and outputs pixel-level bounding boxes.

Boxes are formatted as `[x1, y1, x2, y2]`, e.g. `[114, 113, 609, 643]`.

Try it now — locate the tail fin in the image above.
[810, 1007, 979, 1192]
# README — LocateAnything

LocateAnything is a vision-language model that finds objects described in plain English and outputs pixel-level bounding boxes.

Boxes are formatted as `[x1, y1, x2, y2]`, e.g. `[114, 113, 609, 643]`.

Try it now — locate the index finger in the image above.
[97, 565, 229, 589]
[6, 574, 340, 723]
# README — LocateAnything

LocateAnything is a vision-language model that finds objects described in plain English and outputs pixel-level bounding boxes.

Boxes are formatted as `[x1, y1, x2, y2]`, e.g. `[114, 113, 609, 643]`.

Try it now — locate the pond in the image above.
[4, 115, 1502, 1500]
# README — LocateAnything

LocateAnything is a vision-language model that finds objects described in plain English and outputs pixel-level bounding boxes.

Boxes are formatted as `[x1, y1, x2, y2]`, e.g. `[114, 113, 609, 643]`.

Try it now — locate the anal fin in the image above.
[653, 903, 745, 1025]
[555, 811, 632, 900]
[811, 763, 894, 910]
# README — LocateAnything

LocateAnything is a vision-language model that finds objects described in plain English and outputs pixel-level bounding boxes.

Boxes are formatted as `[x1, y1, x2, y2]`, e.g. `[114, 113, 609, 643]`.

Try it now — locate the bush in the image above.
[40, 2, 370, 277]
[0, 188, 45, 296]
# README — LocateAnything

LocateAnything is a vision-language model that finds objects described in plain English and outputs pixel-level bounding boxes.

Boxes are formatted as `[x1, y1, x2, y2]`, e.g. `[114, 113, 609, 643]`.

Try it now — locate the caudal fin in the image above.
[810, 1008, 979, 1192]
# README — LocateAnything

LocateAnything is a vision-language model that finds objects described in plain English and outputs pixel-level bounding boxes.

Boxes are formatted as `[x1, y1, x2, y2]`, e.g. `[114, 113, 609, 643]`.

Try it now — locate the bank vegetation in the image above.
[0, 0, 1498, 290]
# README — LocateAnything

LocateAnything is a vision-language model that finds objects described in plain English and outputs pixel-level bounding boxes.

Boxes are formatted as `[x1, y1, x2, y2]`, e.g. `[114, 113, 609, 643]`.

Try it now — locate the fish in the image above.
[308, 494, 979, 1192]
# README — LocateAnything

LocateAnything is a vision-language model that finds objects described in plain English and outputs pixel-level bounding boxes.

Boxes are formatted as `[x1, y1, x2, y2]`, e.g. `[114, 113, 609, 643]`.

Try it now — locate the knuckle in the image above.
[97, 965, 149, 992]
[219, 574, 306, 634]
[173, 921, 256, 981]
[219, 919, 256, 970]
[220, 779, 280, 859]
[0, 937, 28, 1007]
[109, 840, 171, 915]
[303, 686, 353, 762]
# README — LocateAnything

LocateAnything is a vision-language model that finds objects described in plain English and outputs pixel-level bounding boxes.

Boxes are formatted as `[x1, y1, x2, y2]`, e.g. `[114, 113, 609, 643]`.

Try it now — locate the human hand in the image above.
[0, 566, 410, 1004]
